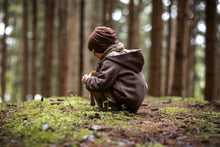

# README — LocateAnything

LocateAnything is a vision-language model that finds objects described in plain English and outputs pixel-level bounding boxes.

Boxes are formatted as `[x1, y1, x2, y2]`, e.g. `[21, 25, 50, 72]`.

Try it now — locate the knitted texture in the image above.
[88, 27, 117, 53]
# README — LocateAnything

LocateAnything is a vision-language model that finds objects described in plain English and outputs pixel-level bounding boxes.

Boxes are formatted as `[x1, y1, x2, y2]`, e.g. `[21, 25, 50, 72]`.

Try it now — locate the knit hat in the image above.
[88, 27, 117, 53]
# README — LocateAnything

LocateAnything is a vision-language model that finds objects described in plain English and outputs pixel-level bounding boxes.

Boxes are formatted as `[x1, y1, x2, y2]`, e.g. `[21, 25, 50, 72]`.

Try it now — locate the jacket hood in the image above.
[105, 49, 145, 73]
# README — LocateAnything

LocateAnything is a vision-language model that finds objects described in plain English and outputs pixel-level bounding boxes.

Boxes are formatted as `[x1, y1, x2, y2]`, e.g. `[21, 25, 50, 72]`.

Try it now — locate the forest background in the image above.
[0, 0, 220, 104]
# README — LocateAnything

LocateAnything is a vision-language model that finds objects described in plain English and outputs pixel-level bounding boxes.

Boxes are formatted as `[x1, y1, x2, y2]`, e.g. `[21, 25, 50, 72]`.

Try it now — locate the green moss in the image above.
[161, 107, 188, 113]
[73, 129, 94, 140]
[0, 97, 133, 146]
[145, 96, 208, 106]
[1, 96, 219, 146]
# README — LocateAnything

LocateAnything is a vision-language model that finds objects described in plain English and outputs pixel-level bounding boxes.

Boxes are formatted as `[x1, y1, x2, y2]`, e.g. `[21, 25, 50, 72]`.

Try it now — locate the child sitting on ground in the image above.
[81, 26, 147, 113]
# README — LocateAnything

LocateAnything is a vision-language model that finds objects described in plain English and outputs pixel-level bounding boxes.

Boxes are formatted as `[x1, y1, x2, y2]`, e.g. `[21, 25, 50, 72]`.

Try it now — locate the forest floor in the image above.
[0, 96, 220, 147]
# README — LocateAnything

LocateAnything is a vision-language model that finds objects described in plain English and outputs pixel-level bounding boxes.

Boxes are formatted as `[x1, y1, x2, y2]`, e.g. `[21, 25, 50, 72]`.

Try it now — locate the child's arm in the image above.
[81, 71, 97, 84]
[86, 60, 118, 91]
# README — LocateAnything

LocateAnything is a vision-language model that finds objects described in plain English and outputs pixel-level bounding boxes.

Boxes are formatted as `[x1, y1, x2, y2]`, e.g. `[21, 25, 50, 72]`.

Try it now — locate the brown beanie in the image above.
[88, 27, 117, 53]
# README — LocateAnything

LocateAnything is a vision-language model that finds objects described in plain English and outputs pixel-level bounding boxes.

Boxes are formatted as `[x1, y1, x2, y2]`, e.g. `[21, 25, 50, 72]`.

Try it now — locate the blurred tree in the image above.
[78, 0, 85, 96]
[127, 0, 143, 49]
[31, 0, 37, 98]
[58, 0, 68, 96]
[1, 0, 8, 102]
[103, 0, 112, 27]
[66, 0, 78, 95]
[42, 0, 55, 98]
[171, 0, 189, 97]
[218, 16, 220, 102]
[165, 0, 177, 96]
[205, 0, 218, 102]
[127, 0, 134, 48]
[148, 0, 163, 96]
[102, 0, 114, 28]
[185, 0, 201, 97]
[22, 0, 28, 101]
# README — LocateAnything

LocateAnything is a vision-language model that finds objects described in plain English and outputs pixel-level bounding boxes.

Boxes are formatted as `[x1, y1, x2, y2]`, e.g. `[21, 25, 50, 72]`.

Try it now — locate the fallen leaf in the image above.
[6, 104, 17, 107]
[90, 125, 102, 131]
[89, 113, 101, 119]
[57, 98, 64, 101]
[162, 99, 172, 104]
[50, 102, 61, 105]
[151, 108, 159, 111]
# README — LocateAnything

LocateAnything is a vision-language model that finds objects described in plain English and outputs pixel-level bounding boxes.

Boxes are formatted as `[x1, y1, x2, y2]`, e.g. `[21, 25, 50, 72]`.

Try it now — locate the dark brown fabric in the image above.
[86, 49, 148, 113]
[88, 27, 116, 53]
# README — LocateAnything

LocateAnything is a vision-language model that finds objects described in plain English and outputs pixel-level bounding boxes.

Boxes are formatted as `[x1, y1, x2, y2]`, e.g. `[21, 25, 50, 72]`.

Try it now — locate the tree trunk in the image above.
[1, 0, 8, 102]
[102, 0, 107, 26]
[127, 0, 143, 49]
[83, 0, 103, 97]
[186, 43, 195, 97]
[218, 52, 220, 102]
[22, 0, 28, 101]
[127, 0, 134, 49]
[31, 0, 37, 98]
[204, 0, 218, 102]
[78, 0, 85, 96]
[66, 0, 78, 95]
[108, 0, 114, 28]
[102, 0, 114, 28]
[148, 0, 163, 96]
[218, 24, 220, 102]
[171, 0, 189, 97]
[42, 0, 55, 98]
[186, 1, 199, 97]
[58, 0, 68, 96]
[165, 0, 177, 96]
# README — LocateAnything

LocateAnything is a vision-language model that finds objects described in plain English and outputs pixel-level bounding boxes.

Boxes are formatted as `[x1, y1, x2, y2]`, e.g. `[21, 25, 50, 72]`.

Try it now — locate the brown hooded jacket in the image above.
[86, 49, 148, 113]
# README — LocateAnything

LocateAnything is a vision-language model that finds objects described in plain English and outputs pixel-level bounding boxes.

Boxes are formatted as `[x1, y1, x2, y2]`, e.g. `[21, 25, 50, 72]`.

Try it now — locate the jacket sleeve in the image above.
[86, 60, 118, 92]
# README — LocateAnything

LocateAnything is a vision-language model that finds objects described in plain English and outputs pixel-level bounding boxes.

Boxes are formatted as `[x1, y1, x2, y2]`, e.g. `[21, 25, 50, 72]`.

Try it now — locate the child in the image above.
[82, 27, 147, 113]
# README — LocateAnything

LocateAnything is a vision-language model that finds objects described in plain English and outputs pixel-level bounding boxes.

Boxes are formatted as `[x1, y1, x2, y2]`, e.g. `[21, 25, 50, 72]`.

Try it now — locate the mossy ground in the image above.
[0, 96, 220, 147]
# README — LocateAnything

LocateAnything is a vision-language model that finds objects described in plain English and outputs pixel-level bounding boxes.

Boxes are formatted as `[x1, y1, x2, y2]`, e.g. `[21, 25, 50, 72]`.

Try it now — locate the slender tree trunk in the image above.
[102, 0, 107, 26]
[127, 0, 134, 49]
[186, 43, 195, 97]
[165, 0, 177, 96]
[108, 0, 114, 28]
[127, 0, 143, 49]
[102, 0, 114, 28]
[22, 0, 28, 101]
[66, 0, 78, 95]
[186, 2, 198, 97]
[1, 0, 8, 102]
[218, 28, 220, 101]
[218, 52, 220, 102]
[58, 0, 68, 96]
[171, 0, 189, 97]
[78, 0, 85, 96]
[42, 0, 55, 97]
[148, 0, 163, 96]
[205, 0, 218, 102]
[84, 0, 93, 97]
[31, 0, 37, 98]
[133, 0, 143, 49]
[83, 0, 103, 97]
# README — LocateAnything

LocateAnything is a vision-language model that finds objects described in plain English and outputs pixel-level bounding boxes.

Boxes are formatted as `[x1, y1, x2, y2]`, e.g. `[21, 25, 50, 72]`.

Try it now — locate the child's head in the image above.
[88, 27, 117, 56]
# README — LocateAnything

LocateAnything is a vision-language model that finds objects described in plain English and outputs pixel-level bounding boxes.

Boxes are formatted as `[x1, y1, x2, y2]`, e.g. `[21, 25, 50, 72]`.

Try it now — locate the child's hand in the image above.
[90, 70, 97, 76]
[81, 73, 91, 84]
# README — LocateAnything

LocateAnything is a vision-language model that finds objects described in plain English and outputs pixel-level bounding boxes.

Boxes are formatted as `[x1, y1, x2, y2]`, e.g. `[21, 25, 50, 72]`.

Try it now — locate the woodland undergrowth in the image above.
[0, 96, 220, 147]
